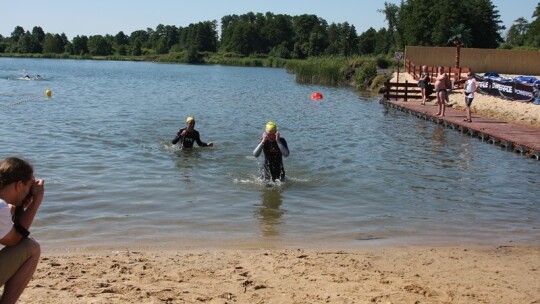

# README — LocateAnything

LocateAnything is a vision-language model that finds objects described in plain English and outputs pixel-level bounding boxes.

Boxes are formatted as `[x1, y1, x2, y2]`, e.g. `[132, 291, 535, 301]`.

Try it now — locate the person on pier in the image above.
[417, 65, 430, 105]
[434, 66, 451, 117]
[463, 72, 479, 122]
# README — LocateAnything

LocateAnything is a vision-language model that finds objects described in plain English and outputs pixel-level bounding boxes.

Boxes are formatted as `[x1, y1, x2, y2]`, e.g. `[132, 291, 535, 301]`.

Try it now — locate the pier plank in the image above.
[381, 99, 540, 159]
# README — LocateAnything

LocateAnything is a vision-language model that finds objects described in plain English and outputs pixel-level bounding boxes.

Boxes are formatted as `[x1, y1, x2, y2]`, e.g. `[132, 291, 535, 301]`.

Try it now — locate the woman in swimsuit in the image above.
[418, 65, 430, 105]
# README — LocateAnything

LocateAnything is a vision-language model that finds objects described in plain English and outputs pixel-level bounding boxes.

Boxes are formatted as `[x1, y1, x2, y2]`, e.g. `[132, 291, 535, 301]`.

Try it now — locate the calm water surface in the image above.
[0, 58, 538, 251]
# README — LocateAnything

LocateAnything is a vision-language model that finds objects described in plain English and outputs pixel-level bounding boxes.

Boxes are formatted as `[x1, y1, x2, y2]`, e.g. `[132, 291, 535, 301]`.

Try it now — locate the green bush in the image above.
[285, 57, 349, 85]
[355, 61, 377, 90]
[375, 56, 390, 69]
[370, 74, 389, 91]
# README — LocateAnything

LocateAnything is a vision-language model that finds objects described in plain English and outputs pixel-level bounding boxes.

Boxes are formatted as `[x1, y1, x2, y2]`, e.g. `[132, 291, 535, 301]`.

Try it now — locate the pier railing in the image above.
[383, 80, 422, 101]
[405, 59, 469, 89]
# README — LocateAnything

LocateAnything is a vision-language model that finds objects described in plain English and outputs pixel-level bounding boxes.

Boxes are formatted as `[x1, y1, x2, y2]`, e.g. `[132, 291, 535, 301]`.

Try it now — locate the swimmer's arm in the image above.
[253, 141, 264, 157]
[172, 128, 184, 144]
[277, 139, 289, 157]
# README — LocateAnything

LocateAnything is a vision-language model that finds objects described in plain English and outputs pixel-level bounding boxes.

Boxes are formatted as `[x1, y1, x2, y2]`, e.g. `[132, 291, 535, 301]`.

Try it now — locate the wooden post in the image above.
[404, 80, 408, 101]
[397, 63, 400, 84]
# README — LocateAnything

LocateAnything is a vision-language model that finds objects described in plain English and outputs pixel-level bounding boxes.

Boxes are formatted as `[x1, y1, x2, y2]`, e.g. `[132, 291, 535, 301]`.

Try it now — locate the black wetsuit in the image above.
[171, 128, 209, 148]
[260, 138, 288, 182]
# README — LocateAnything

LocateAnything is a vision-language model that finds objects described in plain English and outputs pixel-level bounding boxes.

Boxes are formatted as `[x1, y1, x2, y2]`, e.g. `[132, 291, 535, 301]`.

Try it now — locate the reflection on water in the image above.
[257, 189, 284, 237]
[431, 125, 447, 149]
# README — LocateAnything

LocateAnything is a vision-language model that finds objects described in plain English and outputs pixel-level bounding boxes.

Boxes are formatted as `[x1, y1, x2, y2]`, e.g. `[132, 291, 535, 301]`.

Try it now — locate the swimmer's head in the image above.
[265, 121, 277, 133]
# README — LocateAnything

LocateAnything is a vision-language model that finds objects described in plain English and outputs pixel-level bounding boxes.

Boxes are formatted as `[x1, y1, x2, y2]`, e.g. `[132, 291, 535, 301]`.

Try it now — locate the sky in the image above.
[0, 0, 538, 40]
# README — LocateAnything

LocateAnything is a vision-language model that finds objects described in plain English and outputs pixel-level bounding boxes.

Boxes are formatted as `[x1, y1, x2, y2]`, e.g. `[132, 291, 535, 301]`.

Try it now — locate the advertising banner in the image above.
[475, 75, 536, 102]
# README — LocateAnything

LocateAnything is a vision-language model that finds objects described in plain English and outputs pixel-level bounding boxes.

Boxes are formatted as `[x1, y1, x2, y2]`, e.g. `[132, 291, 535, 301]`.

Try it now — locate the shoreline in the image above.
[13, 244, 540, 303]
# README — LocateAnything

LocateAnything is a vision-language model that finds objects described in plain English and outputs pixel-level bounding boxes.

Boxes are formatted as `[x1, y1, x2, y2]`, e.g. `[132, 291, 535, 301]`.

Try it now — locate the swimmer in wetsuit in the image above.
[253, 121, 289, 182]
[171, 116, 214, 148]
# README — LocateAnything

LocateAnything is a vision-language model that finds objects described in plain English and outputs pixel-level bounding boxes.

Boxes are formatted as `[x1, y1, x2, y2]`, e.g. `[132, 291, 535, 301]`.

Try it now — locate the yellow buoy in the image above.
[45, 89, 52, 97]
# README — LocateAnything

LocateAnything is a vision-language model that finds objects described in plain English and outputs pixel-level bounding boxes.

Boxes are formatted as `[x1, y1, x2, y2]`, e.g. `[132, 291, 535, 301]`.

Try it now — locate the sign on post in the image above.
[394, 52, 404, 84]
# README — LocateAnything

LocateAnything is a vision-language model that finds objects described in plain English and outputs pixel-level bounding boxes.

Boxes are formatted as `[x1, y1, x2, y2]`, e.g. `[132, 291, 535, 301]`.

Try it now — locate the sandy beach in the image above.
[11, 245, 540, 303]
[4, 71, 540, 304]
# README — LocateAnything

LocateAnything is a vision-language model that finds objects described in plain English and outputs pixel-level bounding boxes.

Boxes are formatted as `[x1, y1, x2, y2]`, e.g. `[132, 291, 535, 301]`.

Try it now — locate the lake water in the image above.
[0, 58, 538, 251]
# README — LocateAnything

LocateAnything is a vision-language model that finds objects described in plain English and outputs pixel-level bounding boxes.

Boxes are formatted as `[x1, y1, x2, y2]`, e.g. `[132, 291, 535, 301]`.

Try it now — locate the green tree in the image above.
[468, 0, 504, 48]
[219, 13, 266, 55]
[31, 26, 45, 45]
[186, 45, 201, 63]
[269, 42, 291, 58]
[373, 28, 391, 55]
[506, 17, 529, 46]
[429, 0, 463, 46]
[117, 45, 127, 55]
[87, 35, 112, 56]
[131, 38, 143, 56]
[379, 0, 504, 49]
[164, 25, 179, 50]
[0, 40, 6, 53]
[358, 27, 377, 55]
[325, 22, 358, 56]
[17, 33, 33, 53]
[292, 14, 328, 58]
[155, 37, 168, 54]
[397, 0, 432, 46]
[60, 33, 69, 47]
[42, 33, 65, 53]
[150, 24, 165, 50]
[262, 13, 293, 53]
[129, 30, 149, 45]
[72, 35, 89, 55]
[115, 31, 129, 46]
[308, 25, 329, 57]
[11, 26, 25, 42]
[230, 23, 260, 56]
[180, 21, 218, 53]
[524, 2, 540, 47]
[378, 2, 400, 50]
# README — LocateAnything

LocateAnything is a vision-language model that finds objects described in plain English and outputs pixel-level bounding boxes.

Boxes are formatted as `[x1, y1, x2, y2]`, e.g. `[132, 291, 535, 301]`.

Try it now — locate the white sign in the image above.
[394, 52, 403, 61]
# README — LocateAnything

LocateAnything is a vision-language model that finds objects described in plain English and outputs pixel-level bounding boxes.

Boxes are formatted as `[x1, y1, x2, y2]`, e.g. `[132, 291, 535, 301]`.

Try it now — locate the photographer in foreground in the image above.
[0, 157, 44, 304]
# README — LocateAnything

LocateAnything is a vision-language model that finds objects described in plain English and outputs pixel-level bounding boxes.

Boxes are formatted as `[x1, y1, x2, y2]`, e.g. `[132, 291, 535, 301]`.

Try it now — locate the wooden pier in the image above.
[380, 99, 540, 160]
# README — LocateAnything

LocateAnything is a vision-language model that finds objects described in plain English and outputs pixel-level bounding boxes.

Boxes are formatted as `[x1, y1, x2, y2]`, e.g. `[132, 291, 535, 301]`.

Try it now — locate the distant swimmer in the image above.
[253, 121, 289, 182]
[171, 116, 214, 149]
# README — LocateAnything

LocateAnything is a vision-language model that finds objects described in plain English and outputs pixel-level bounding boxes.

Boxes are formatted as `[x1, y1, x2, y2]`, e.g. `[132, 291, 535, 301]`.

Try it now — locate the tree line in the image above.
[381, 0, 539, 50]
[0, 1, 537, 62]
[504, 2, 540, 48]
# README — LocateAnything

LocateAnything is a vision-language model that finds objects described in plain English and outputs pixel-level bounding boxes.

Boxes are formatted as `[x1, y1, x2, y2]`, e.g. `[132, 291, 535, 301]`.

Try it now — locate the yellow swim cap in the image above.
[265, 121, 277, 132]
[186, 116, 195, 123]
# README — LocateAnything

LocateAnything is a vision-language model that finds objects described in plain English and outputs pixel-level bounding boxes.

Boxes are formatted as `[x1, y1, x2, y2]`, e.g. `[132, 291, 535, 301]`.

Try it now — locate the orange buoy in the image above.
[311, 92, 323, 100]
